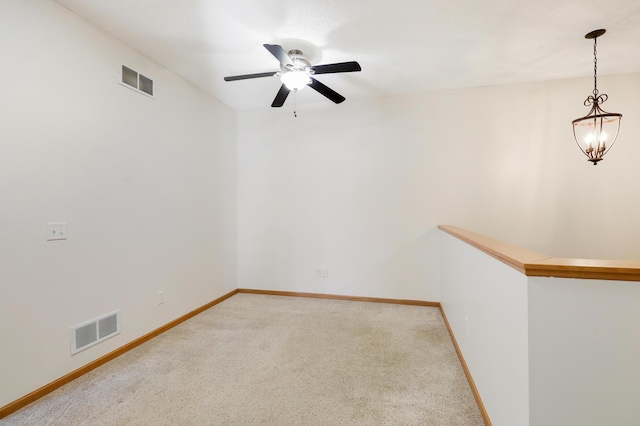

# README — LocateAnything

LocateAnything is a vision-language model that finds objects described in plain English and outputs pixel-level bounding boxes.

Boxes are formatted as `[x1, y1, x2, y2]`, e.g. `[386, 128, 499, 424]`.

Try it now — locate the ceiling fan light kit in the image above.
[224, 44, 361, 115]
[280, 71, 311, 91]
[572, 29, 622, 165]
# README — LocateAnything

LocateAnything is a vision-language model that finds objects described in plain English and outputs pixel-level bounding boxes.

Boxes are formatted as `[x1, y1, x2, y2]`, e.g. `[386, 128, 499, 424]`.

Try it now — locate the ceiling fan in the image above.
[224, 44, 361, 108]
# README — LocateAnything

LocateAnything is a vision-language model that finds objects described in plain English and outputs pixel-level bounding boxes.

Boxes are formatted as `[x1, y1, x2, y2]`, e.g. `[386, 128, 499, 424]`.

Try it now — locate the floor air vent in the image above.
[70, 310, 121, 355]
[120, 65, 154, 97]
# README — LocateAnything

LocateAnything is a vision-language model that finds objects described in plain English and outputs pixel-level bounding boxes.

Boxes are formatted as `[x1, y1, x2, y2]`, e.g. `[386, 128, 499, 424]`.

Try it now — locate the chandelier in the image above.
[571, 29, 622, 165]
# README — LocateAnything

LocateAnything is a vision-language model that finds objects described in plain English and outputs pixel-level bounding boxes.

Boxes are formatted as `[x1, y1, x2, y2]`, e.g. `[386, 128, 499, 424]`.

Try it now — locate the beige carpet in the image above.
[2, 294, 484, 425]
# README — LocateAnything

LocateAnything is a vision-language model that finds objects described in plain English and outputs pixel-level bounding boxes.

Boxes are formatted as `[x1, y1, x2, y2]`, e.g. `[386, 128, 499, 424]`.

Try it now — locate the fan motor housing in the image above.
[281, 49, 312, 73]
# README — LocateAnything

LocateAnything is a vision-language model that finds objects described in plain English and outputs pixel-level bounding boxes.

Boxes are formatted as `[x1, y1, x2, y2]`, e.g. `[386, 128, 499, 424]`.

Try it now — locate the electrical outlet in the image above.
[464, 316, 469, 336]
[47, 222, 67, 241]
[158, 291, 165, 305]
[316, 267, 328, 278]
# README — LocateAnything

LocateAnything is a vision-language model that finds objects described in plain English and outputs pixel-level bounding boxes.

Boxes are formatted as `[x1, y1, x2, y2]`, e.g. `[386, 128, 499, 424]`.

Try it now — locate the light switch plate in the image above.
[47, 222, 67, 241]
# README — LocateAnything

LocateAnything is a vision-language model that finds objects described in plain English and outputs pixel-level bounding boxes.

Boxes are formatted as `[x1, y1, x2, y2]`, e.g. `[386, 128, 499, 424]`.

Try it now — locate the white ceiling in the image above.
[55, 0, 640, 111]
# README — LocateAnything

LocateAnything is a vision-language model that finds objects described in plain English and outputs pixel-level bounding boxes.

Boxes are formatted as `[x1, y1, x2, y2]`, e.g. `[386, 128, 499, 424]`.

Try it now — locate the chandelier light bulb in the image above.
[585, 133, 594, 150]
[585, 132, 594, 143]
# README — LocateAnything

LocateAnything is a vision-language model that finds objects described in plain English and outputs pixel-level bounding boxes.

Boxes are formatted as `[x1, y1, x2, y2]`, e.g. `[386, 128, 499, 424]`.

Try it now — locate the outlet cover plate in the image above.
[47, 222, 67, 241]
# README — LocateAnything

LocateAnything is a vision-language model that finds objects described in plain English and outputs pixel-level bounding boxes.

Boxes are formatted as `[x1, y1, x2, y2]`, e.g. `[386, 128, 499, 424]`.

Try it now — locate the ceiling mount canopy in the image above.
[571, 29, 622, 165]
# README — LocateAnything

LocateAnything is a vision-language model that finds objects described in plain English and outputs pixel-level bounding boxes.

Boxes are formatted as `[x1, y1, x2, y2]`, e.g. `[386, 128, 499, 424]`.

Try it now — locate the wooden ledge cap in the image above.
[439, 225, 640, 282]
[525, 257, 640, 281]
[438, 225, 550, 274]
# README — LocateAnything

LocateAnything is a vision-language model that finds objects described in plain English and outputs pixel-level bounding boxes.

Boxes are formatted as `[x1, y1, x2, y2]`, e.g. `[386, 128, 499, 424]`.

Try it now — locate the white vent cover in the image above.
[120, 65, 154, 97]
[70, 310, 121, 355]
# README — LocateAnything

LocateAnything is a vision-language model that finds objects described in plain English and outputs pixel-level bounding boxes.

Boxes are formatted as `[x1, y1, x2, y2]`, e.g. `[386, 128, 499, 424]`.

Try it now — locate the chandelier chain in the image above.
[593, 37, 598, 96]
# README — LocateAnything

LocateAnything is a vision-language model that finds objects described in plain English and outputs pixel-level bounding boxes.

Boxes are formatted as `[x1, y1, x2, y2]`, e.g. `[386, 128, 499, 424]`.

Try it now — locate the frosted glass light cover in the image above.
[281, 71, 311, 91]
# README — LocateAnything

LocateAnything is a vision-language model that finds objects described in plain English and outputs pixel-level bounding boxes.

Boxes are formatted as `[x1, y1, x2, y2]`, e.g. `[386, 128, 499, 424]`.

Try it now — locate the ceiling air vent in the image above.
[120, 65, 154, 97]
[70, 310, 121, 355]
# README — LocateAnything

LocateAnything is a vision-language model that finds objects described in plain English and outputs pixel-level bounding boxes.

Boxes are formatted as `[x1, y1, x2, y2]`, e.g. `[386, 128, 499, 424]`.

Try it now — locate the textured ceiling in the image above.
[55, 0, 640, 111]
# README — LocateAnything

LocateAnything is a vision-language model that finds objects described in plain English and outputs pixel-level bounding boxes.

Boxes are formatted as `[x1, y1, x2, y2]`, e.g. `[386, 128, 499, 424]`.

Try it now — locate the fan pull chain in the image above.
[293, 90, 298, 117]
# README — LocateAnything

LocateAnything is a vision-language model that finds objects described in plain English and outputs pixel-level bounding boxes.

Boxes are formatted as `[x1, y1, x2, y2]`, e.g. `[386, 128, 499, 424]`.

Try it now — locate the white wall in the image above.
[237, 72, 640, 301]
[528, 277, 640, 426]
[440, 232, 530, 426]
[237, 100, 443, 300]
[0, 0, 236, 407]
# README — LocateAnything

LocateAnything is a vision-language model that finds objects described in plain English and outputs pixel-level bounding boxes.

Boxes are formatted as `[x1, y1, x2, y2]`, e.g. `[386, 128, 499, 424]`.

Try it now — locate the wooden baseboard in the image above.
[0, 289, 238, 420]
[236, 288, 440, 307]
[439, 305, 492, 426]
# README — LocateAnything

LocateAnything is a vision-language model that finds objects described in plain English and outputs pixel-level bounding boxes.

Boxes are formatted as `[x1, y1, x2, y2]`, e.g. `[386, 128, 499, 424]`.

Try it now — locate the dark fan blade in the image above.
[263, 44, 294, 66]
[224, 71, 277, 81]
[271, 84, 291, 107]
[310, 61, 361, 75]
[308, 78, 345, 104]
